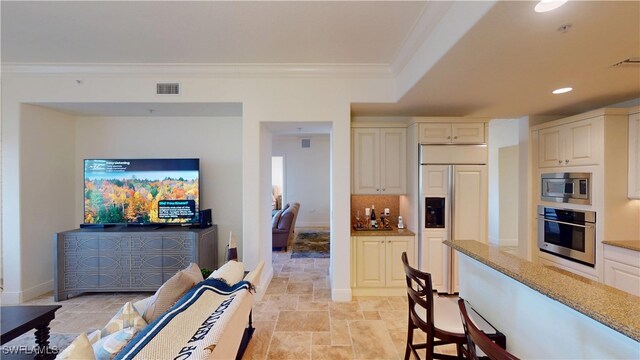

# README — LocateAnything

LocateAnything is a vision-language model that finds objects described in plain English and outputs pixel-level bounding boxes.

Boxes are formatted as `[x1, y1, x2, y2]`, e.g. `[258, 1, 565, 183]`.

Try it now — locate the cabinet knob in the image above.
[558, 160, 562, 164]
[380, 241, 384, 244]
[565, 159, 569, 164]
[454, 136, 458, 139]
[447, 136, 451, 139]
[376, 189, 380, 192]
[382, 188, 386, 191]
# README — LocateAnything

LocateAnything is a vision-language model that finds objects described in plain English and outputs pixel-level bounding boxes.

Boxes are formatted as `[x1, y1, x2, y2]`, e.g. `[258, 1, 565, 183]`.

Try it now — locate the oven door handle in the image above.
[538, 217, 594, 229]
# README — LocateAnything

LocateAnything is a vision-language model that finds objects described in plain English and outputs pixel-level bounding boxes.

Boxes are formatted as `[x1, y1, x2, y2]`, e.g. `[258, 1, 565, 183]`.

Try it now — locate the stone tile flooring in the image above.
[10, 249, 460, 359]
[243, 250, 459, 359]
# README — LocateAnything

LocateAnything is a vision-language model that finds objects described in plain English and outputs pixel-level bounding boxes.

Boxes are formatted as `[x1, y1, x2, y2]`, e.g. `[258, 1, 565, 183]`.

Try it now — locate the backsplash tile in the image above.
[351, 195, 400, 227]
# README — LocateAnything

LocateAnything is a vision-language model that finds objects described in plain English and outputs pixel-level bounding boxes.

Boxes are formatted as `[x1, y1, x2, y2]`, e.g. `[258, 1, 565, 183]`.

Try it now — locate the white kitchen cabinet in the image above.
[419, 123, 485, 144]
[355, 236, 386, 288]
[352, 128, 406, 194]
[353, 235, 415, 294]
[538, 118, 600, 168]
[603, 244, 640, 296]
[628, 110, 640, 199]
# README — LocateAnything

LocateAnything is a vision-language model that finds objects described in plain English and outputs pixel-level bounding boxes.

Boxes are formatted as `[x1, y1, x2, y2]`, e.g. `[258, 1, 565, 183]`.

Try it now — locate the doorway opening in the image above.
[268, 123, 331, 275]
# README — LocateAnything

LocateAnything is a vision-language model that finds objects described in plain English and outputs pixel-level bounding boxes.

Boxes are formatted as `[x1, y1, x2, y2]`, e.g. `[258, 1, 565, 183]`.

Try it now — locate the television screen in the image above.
[84, 158, 200, 225]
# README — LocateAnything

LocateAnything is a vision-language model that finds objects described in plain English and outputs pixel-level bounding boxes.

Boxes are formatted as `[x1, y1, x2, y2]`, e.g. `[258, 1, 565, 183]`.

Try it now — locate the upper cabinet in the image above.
[538, 117, 601, 168]
[419, 123, 485, 144]
[352, 127, 406, 195]
[629, 109, 640, 199]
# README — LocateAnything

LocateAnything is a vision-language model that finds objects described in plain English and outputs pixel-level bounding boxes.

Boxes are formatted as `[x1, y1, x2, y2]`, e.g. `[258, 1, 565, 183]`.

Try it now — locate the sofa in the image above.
[272, 202, 300, 251]
[57, 261, 264, 360]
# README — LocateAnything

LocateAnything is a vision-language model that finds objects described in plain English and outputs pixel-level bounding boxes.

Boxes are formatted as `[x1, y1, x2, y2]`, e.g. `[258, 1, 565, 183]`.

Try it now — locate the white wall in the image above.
[498, 145, 519, 244]
[74, 116, 243, 265]
[272, 134, 330, 227]
[14, 105, 76, 303]
[0, 71, 396, 303]
[487, 119, 520, 246]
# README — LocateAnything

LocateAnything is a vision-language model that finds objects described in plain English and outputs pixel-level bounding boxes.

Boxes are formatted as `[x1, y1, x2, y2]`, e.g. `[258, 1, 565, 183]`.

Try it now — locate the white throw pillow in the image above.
[92, 328, 137, 360]
[56, 332, 96, 360]
[101, 301, 147, 337]
[142, 270, 195, 323]
[208, 260, 245, 286]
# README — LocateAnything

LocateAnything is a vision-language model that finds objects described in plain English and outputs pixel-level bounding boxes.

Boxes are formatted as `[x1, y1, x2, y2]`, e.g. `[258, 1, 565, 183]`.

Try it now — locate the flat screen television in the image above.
[83, 158, 200, 225]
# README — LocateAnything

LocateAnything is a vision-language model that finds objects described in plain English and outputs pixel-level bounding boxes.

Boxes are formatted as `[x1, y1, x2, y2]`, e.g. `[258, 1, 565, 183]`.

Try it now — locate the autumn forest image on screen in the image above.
[84, 173, 199, 224]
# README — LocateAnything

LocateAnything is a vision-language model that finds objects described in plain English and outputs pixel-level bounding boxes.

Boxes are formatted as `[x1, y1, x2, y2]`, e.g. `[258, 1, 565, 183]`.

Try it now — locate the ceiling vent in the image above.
[156, 83, 180, 95]
[611, 57, 640, 68]
[301, 139, 311, 148]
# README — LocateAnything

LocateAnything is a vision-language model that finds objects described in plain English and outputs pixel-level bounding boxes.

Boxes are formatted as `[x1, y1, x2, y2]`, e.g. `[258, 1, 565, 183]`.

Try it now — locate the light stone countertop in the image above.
[351, 227, 415, 237]
[602, 240, 640, 252]
[444, 240, 640, 342]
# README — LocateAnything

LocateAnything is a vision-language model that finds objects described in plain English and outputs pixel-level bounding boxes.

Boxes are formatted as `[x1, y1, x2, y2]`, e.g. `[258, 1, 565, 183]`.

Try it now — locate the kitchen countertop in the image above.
[444, 240, 640, 342]
[602, 240, 640, 252]
[351, 227, 415, 237]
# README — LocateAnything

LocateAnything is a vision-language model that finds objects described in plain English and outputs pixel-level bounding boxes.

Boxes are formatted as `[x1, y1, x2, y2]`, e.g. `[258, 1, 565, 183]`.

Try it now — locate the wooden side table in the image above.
[1, 305, 62, 360]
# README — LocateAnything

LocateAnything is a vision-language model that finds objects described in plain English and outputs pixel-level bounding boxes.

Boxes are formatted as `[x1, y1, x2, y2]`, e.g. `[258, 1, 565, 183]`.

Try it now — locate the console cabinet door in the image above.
[352, 128, 381, 194]
[355, 236, 386, 288]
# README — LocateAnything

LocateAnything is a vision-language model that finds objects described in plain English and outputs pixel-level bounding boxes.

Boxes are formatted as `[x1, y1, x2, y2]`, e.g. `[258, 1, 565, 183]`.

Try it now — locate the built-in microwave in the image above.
[541, 172, 591, 205]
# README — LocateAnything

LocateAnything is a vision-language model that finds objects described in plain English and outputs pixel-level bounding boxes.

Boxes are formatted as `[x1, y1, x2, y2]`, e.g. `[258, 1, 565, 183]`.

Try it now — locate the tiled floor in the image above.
[11, 248, 460, 359]
[243, 250, 459, 360]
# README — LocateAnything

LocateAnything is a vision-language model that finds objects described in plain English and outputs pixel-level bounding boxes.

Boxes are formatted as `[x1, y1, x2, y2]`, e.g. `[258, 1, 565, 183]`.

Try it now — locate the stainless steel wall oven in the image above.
[537, 205, 596, 266]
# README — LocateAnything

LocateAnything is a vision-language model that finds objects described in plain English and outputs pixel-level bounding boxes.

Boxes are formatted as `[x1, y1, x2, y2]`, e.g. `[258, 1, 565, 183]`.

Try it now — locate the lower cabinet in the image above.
[603, 244, 640, 296]
[352, 235, 415, 296]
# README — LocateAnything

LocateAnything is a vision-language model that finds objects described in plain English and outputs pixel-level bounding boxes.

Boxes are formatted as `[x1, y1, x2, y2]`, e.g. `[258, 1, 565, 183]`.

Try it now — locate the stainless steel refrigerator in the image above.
[419, 144, 487, 294]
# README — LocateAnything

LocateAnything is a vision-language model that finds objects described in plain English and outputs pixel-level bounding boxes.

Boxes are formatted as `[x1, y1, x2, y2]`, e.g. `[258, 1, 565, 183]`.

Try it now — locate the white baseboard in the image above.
[0, 279, 53, 304]
[22, 279, 54, 302]
[1, 290, 21, 304]
[255, 266, 274, 302]
[331, 287, 352, 302]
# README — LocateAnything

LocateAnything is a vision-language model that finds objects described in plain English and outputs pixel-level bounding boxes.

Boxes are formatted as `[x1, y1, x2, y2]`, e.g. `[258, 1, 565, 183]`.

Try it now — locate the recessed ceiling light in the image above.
[552, 87, 573, 94]
[535, 0, 568, 13]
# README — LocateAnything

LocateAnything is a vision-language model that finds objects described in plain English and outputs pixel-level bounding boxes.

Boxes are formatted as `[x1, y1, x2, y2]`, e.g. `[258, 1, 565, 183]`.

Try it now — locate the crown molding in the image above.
[1, 63, 393, 78]
[389, 1, 453, 76]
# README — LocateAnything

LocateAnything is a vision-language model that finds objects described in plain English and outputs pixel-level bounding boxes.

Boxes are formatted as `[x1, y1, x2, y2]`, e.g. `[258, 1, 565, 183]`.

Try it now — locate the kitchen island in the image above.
[445, 240, 639, 359]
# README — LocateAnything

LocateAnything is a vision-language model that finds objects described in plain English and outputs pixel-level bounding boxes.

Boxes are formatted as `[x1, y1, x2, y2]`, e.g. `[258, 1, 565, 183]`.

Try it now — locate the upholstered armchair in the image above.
[272, 203, 300, 251]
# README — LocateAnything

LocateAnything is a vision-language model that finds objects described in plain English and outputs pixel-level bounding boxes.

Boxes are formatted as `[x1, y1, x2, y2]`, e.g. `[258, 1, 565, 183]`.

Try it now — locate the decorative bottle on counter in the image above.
[371, 205, 377, 228]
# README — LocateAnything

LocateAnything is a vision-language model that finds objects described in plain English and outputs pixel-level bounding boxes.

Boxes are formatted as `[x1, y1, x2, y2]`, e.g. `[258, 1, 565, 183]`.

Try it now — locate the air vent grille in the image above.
[156, 83, 180, 95]
[301, 139, 311, 148]
[611, 57, 640, 67]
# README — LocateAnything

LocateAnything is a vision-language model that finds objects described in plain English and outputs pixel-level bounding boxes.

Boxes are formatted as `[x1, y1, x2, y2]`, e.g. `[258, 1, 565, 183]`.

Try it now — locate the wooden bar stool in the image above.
[401, 252, 466, 360]
[458, 299, 518, 360]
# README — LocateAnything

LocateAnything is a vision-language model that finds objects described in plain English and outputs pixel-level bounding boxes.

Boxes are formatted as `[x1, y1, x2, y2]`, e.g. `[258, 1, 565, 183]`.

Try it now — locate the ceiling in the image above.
[2, 1, 639, 119]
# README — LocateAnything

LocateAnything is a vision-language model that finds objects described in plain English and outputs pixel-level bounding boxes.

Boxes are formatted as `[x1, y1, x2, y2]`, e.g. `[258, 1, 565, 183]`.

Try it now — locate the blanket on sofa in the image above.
[115, 279, 252, 360]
